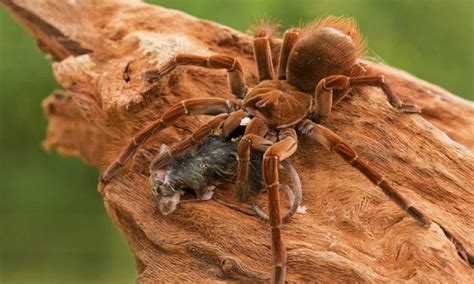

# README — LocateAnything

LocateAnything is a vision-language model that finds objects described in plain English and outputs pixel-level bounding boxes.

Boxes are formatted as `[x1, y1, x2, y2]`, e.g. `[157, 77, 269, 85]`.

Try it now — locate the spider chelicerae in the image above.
[101, 16, 430, 284]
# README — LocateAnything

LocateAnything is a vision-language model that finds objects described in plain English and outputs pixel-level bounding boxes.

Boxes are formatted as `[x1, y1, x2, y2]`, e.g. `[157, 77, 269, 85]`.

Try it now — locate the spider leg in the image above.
[253, 27, 275, 82]
[277, 28, 301, 80]
[236, 117, 272, 201]
[314, 73, 420, 119]
[150, 113, 230, 171]
[348, 62, 368, 77]
[144, 54, 247, 98]
[313, 75, 348, 119]
[151, 109, 250, 171]
[351, 75, 421, 113]
[297, 119, 431, 227]
[331, 63, 367, 106]
[220, 109, 248, 138]
[101, 98, 240, 183]
[262, 128, 298, 284]
[235, 117, 302, 220]
[253, 159, 303, 222]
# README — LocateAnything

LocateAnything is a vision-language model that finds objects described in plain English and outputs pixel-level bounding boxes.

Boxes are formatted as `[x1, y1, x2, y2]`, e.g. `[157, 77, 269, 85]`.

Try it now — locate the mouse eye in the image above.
[161, 186, 178, 197]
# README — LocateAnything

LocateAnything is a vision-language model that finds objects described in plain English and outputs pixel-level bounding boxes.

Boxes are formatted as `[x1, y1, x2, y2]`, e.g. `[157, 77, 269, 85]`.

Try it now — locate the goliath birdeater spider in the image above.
[102, 16, 431, 284]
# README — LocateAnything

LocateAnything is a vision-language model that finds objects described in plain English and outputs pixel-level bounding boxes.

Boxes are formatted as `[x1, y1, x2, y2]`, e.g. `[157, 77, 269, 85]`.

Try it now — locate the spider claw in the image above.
[406, 206, 431, 227]
[143, 70, 162, 82]
[99, 174, 110, 184]
[398, 104, 421, 114]
[101, 161, 123, 184]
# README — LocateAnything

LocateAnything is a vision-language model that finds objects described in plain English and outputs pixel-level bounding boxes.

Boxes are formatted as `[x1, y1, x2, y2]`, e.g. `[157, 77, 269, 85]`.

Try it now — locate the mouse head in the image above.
[151, 167, 183, 215]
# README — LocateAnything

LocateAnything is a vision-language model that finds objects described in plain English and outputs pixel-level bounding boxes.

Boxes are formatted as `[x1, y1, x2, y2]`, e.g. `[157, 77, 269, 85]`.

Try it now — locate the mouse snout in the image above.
[158, 191, 181, 215]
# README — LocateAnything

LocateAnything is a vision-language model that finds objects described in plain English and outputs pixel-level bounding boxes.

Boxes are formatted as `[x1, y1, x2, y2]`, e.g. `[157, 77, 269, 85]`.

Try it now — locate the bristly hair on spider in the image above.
[287, 16, 367, 91]
[102, 16, 430, 284]
[248, 14, 281, 38]
[304, 16, 366, 55]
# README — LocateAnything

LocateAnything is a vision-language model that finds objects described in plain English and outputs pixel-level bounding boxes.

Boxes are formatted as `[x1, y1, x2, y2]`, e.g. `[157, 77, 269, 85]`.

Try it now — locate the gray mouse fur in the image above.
[151, 135, 303, 219]
[151, 135, 263, 214]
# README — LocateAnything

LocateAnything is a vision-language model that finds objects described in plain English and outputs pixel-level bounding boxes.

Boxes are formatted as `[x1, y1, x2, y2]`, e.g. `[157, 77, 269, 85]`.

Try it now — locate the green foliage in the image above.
[0, 7, 135, 284]
[0, 1, 471, 283]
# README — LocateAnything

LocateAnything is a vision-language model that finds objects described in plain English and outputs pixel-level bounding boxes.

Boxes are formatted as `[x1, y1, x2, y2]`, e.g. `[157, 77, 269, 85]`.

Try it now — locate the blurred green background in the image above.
[0, 0, 472, 283]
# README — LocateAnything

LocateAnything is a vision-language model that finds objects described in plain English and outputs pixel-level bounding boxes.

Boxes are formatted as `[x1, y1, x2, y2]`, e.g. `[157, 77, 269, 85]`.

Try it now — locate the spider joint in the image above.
[348, 154, 358, 165]
[181, 101, 189, 115]
[375, 176, 386, 186]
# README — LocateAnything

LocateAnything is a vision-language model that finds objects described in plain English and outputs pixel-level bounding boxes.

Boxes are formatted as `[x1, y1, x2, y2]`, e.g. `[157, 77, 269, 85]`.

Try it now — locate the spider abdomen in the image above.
[243, 80, 312, 128]
[287, 17, 365, 92]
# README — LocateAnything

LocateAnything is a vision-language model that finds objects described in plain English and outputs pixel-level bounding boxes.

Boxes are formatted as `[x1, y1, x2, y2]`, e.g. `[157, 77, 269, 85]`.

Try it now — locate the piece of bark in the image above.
[2, 0, 473, 282]
[41, 89, 113, 165]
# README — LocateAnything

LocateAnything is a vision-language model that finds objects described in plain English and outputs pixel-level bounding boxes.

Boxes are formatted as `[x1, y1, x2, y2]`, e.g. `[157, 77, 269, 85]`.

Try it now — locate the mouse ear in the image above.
[151, 145, 170, 184]
[150, 144, 172, 172]
[153, 168, 169, 184]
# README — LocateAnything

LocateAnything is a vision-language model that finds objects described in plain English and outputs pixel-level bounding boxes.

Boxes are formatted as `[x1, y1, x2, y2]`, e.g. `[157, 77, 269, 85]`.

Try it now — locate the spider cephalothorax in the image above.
[101, 16, 430, 284]
[243, 80, 311, 128]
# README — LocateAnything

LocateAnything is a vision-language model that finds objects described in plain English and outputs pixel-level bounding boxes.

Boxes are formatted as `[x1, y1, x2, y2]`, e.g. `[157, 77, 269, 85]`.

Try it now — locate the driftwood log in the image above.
[2, 0, 473, 282]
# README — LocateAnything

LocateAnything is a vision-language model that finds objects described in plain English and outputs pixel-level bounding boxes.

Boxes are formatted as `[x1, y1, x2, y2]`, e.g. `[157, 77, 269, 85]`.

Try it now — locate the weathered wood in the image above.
[2, 0, 473, 282]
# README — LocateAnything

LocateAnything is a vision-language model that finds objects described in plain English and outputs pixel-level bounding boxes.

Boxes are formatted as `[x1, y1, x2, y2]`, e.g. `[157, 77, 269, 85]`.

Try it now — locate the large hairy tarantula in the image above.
[102, 17, 431, 283]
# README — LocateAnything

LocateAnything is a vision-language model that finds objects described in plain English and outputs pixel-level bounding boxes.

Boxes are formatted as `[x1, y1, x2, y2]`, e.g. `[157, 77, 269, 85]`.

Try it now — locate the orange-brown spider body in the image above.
[102, 17, 431, 284]
[243, 80, 312, 128]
